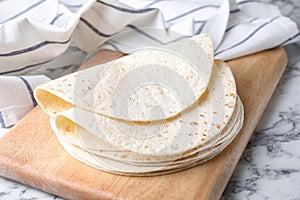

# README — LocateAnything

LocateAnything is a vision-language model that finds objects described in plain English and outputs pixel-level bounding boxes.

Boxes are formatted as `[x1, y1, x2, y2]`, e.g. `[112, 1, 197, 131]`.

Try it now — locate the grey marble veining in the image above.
[1, 0, 300, 199]
[0, 177, 63, 200]
[222, 44, 300, 200]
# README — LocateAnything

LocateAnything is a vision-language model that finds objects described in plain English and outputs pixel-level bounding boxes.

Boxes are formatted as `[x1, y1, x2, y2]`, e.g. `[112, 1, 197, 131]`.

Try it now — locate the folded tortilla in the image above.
[35, 34, 214, 122]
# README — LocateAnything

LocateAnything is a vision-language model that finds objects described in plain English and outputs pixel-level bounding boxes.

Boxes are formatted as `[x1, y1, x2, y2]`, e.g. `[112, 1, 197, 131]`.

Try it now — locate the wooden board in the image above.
[0, 47, 287, 200]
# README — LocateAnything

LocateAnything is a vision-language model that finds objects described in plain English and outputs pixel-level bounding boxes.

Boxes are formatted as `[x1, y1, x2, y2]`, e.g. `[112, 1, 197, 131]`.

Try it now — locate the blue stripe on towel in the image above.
[104, 41, 123, 52]
[278, 32, 300, 46]
[194, 20, 207, 34]
[59, 2, 83, 8]
[0, 0, 46, 25]
[18, 77, 37, 107]
[166, 5, 219, 23]
[127, 24, 165, 45]
[0, 38, 71, 57]
[238, 0, 257, 5]
[0, 60, 50, 75]
[50, 13, 63, 25]
[215, 16, 279, 56]
[96, 0, 156, 13]
[230, 9, 240, 14]
[0, 111, 5, 128]
[226, 17, 258, 32]
[80, 18, 118, 37]
[80, 21, 188, 45]
[127, 24, 188, 45]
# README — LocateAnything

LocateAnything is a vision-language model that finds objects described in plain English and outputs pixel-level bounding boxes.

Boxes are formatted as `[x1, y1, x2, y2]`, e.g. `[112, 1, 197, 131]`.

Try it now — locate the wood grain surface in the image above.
[0, 47, 287, 200]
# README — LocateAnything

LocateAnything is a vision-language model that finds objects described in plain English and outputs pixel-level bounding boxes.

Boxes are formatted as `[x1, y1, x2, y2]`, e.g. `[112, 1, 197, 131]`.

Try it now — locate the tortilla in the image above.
[35, 34, 214, 122]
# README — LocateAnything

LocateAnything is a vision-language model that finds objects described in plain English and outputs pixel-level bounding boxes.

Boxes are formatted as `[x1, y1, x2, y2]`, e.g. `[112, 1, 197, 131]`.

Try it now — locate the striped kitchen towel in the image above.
[0, 0, 299, 128]
[0, 76, 50, 128]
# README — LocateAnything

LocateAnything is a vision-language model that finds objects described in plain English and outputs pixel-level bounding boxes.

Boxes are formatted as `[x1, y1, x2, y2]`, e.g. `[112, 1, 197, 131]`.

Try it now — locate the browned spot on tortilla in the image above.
[65, 126, 72, 132]
[121, 155, 127, 158]
[225, 103, 234, 108]
[199, 114, 205, 117]
[190, 122, 198, 126]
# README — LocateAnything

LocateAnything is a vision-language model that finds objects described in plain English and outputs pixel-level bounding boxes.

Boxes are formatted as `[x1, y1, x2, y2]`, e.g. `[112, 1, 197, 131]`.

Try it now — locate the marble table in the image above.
[1, 0, 300, 199]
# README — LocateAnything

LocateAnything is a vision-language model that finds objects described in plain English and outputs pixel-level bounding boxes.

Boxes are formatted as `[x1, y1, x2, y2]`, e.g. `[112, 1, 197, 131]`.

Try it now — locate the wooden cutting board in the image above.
[0, 47, 287, 200]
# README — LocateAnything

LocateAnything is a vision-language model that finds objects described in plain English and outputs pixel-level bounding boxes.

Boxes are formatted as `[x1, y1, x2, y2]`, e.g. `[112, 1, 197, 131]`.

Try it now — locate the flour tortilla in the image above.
[34, 34, 214, 122]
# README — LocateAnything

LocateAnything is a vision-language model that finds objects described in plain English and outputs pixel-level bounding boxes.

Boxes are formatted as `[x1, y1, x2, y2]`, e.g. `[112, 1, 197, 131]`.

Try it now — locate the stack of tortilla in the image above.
[34, 34, 244, 176]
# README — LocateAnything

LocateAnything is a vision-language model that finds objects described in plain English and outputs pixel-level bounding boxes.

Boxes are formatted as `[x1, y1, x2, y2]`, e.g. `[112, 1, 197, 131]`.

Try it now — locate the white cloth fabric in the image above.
[0, 0, 299, 127]
[0, 75, 50, 127]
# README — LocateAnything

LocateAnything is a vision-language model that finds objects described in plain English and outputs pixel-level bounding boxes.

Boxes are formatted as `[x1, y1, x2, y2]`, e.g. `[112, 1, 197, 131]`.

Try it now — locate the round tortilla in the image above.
[35, 34, 214, 122]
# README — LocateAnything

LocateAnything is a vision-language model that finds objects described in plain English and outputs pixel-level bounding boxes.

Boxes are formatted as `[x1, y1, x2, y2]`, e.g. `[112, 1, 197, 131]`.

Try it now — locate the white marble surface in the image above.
[1, 0, 300, 199]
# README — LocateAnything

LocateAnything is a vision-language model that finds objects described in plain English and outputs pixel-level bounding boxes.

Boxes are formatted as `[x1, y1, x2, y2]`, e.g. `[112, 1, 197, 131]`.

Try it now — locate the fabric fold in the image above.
[0, 75, 50, 128]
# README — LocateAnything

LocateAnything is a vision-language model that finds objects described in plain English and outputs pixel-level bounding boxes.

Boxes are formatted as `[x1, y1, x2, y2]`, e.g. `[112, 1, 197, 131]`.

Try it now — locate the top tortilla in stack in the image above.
[35, 34, 213, 121]
[34, 34, 244, 176]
